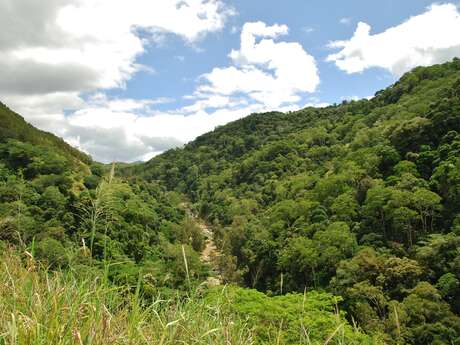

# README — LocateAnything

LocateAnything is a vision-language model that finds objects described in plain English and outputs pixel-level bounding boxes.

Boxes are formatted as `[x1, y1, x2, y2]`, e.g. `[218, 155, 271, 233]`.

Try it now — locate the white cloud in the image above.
[1, 6, 320, 162]
[0, 0, 235, 161]
[56, 92, 316, 162]
[339, 17, 351, 25]
[0, 0, 233, 97]
[59, 96, 259, 162]
[327, 3, 460, 75]
[197, 21, 320, 108]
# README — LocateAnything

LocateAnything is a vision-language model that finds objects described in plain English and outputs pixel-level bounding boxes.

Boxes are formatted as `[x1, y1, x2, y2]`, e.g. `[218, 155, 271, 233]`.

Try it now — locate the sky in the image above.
[1, 0, 460, 162]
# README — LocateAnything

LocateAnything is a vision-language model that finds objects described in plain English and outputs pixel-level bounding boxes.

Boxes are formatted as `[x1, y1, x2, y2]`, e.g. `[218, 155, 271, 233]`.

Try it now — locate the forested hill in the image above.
[130, 58, 460, 343]
[0, 102, 91, 167]
[0, 101, 214, 298]
[0, 105, 380, 343]
[138, 58, 460, 195]
[1, 58, 460, 344]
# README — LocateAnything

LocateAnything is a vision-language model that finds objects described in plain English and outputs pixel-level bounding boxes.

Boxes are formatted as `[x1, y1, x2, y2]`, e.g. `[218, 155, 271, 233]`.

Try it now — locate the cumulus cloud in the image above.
[58, 92, 312, 162]
[327, 3, 460, 75]
[0, 0, 233, 97]
[197, 21, 320, 108]
[1, 2, 319, 162]
[0, 0, 235, 161]
[59, 96, 261, 162]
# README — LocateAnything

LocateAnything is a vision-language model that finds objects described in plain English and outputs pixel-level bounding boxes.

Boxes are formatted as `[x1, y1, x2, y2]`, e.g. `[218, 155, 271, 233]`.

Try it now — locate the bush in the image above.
[35, 238, 69, 268]
[206, 286, 380, 344]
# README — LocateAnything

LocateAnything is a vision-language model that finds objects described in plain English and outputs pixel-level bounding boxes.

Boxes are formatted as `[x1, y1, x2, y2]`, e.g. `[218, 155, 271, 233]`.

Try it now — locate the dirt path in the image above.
[198, 222, 222, 286]
[199, 223, 217, 262]
[182, 203, 222, 286]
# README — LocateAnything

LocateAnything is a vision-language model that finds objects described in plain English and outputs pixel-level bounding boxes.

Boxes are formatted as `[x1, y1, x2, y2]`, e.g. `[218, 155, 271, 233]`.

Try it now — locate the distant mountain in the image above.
[136, 59, 460, 202]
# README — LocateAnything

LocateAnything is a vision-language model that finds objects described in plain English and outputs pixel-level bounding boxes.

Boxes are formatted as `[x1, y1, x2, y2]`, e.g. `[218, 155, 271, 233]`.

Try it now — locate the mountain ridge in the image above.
[1, 59, 460, 344]
[127, 58, 460, 342]
[0, 102, 92, 167]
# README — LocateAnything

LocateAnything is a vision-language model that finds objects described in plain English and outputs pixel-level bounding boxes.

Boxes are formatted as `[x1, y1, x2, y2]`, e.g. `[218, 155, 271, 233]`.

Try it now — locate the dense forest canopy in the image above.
[0, 103, 211, 296]
[2, 59, 460, 344]
[129, 58, 460, 344]
[0, 102, 92, 167]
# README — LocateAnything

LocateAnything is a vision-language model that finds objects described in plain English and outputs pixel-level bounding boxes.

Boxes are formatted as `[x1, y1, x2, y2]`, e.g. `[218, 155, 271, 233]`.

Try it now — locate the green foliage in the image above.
[206, 286, 378, 344]
[279, 222, 357, 289]
[0, 102, 91, 165]
[3, 59, 460, 344]
[391, 282, 460, 345]
[35, 237, 69, 268]
[130, 59, 460, 343]
[0, 139, 207, 295]
[0, 251, 253, 345]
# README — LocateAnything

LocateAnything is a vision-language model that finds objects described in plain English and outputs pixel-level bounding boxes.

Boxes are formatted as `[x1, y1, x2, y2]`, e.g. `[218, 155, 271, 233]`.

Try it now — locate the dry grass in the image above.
[0, 250, 253, 345]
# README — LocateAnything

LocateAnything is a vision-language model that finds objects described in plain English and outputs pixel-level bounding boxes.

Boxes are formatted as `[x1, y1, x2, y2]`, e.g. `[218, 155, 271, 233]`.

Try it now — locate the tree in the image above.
[362, 184, 391, 240]
[392, 282, 460, 345]
[390, 206, 418, 247]
[279, 236, 319, 289]
[41, 186, 66, 212]
[35, 238, 69, 268]
[279, 222, 357, 290]
[331, 191, 359, 223]
[416, 233, 460, 279]
[412, 188, 442, 233]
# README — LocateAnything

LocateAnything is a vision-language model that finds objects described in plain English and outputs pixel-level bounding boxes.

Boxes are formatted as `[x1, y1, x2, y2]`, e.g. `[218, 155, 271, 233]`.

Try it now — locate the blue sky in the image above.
[1, 0, 460, 162]
[118, 0, 433, 105]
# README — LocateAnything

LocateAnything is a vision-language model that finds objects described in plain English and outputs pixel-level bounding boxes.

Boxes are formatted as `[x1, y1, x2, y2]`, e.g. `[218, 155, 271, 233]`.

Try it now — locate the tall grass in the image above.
[0, 250, 253, 345]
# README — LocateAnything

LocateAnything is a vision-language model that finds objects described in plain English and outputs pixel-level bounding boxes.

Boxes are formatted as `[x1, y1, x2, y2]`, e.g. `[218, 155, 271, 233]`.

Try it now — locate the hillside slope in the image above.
[0, 107, 375, 344]
[0, 102, 211, 297]
[2, 58, 460, 344]
[0, 102, 91, 166]
[132, 58, 460, 344]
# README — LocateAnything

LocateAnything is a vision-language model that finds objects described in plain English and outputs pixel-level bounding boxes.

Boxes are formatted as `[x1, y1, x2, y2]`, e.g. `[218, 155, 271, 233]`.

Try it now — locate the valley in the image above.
[1, 59, 460, 344]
